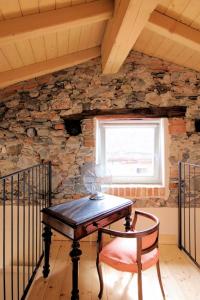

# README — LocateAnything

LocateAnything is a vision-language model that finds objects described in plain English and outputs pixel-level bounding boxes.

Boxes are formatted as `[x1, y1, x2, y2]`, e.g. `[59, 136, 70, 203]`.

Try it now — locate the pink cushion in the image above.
[99, 235, 159, 273]
[142, 231, 158, 249]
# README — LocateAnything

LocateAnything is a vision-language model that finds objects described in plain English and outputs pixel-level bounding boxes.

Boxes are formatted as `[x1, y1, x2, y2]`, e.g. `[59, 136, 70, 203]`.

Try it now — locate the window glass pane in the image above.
[105, 126, 155, 178]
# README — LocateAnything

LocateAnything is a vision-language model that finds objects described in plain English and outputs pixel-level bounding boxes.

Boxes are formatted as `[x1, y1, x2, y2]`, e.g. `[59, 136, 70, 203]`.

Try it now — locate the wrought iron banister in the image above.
[0, 161, 52, 300]
[178, 161, 200, 269]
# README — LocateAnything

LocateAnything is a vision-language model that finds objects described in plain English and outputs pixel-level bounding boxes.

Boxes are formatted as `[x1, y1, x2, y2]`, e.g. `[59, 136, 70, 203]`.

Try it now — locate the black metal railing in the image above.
[0, 161, 52, 300]
[178, 161, 200, 268]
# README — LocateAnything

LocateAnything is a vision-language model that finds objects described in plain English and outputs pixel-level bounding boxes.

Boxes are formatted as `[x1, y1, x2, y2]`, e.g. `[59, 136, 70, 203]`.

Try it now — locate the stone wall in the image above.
[0, 51, 200, 207]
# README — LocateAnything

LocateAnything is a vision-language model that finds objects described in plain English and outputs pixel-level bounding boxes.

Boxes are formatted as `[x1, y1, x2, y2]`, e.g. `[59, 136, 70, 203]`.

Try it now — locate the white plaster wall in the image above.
[108, 207, 178, 244]
[2, 206, 199, 268]
[0, 206, 42, 268]
[137, 207, 178, 244]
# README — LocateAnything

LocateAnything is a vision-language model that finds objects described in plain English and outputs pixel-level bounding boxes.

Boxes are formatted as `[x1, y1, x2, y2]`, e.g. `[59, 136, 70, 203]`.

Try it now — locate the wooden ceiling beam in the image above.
[0, 0, 113, 45]
[101, 0, 159, 74]
[148, 11, 200, 53]
[0, 47, 100, 89]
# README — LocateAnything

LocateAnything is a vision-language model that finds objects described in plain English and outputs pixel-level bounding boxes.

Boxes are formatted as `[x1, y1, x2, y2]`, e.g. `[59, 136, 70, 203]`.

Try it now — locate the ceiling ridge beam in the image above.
[0, 0, 113, 45]
[0, 46, 101, 89]
[148, 11, 200, 53]
[101, 0, 159, 74]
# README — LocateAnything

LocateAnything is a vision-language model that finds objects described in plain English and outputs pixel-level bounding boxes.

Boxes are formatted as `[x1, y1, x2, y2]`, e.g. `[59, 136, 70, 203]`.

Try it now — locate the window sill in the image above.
[102, 183, 166, 188]
[102, 185, 169, 199]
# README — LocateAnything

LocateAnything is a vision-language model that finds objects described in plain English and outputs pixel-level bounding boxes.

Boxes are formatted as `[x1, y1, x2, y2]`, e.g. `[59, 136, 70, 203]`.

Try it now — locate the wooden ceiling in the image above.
[134, 0, 200, 71]
[0, 0, 200, 88]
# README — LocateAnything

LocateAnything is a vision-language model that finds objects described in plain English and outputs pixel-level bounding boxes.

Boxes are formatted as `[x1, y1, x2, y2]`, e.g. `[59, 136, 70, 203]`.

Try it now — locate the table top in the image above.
[42, 194, 133, 227]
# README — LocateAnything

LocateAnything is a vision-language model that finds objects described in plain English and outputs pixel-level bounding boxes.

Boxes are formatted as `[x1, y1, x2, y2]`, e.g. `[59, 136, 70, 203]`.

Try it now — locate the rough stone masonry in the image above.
[0, 51, 200, 207]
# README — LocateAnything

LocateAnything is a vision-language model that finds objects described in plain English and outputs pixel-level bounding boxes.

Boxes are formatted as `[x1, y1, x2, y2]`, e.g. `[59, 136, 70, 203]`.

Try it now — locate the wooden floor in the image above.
[27, 241, 200, 300]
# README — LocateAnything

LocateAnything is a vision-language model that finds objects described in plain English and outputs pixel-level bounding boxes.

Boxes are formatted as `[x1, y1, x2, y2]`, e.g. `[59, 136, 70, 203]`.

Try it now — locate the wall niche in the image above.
[195, 119, 200, 132]
[64, 119, 82, 136]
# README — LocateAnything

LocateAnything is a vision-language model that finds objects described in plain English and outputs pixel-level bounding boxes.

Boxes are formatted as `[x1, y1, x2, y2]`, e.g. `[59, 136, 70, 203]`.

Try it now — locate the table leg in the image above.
[42, 225, 52, 278]
[125, 214, 132, 231]
[70, 240, 82, 300]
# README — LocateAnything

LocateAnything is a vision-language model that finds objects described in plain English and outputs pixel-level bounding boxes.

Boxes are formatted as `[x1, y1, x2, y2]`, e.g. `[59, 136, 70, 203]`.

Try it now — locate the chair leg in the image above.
[96, 259, 104, 299]
[137, 267, 143, 300]
[156, 261, 165, 299]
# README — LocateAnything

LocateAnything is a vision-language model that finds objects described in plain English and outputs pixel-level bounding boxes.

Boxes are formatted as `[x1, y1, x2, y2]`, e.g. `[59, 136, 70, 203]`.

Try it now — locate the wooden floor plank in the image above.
[27, 242, 62, 300]
[27, 242, 200, 300]
[44, 242, 71, 300]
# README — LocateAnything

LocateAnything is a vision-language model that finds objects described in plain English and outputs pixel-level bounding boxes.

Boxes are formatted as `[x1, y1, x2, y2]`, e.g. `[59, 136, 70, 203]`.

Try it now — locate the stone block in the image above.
[29, 90, 40, 98]
[5, 99, 20, 108]
[52, 92, 72, 110]
[169, 118, 186, 134]
[6, 143, 22, 155]
[37, 128, 50, 137]
[16, 109, 31, 121]
[26, 128, 37, 137]
[31, 111, 59, 121]
[54, 123, 65, 130]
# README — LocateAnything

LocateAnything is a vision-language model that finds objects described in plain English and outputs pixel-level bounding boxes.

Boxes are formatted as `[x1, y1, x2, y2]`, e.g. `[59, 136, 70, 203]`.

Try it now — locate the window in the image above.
[96, 118, 167, 185]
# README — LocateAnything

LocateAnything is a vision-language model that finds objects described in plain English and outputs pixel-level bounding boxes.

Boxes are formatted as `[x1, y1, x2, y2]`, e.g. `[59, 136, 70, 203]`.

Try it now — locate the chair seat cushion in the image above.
[99, 237, 159, 273]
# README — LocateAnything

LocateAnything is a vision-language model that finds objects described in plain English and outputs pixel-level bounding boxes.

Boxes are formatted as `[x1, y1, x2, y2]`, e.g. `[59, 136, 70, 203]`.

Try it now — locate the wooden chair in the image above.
[96, 210, 165, 300]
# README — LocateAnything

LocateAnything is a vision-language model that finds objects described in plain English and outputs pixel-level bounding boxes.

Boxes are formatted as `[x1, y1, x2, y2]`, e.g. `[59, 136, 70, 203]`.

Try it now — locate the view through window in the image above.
[96, 119, 166, 185]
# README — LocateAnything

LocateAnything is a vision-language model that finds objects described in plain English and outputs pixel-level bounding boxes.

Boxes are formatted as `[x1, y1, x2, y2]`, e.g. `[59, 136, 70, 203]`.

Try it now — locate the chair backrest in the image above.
[131, 210, 160, 262]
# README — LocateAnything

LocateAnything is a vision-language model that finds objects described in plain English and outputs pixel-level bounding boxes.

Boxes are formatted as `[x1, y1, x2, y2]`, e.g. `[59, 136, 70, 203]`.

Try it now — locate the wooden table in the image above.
[42, 194, 133, 300]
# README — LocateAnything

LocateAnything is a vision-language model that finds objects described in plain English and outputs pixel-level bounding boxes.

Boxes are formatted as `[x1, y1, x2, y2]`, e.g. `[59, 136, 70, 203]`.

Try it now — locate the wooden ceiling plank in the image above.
[71, 0, 85, 4]
[0, 0, 22, 19]
[39, 0, 56, 12]
[163, 43, 184, 62]
[56, 0, 72, 9]
[0, 44, 24, 69]
[134, 29, 155, 53]
[44, 32, 58, 59]
[0, 46, 100, 89]
[153, 37, 174, 58]
[101, 0, 159, 74]
[156, 0, 172, 14]
[92, 21, 107, 46]
[19, 0, 39, 16]
[173, 46, 194, 65]
[165, 0, 191, 20]
[78, 24, 92, 51]
[57, 29, 70, 56]
[180, 0, 200, 27]
[168, 44, 186, 63]
[85, 21, 106, 49]
[182, 50, 200, 69]
[29, 36, 47, 62]
[0, 10, 4, 21]
[0, 50, 12, 71]
[191, 13, 200, 31]
[143, 31, 164, 56]
[148, 11, 200, 53]
[15, 39, 35, 65]
[68, 27, 82, 53]
[0, 0, 113, 45]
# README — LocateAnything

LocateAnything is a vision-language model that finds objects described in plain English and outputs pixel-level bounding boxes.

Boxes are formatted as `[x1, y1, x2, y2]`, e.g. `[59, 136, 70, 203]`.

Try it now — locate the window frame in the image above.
[96, 118, 166, 186]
